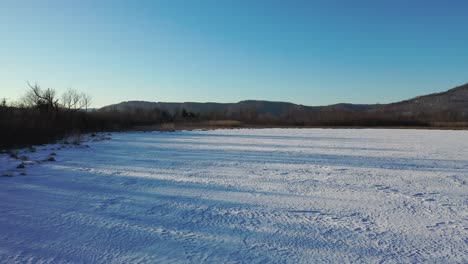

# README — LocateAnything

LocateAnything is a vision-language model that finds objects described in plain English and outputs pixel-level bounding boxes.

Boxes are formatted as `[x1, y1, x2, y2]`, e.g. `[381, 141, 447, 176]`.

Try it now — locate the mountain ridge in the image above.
[100, 83, 468, 122]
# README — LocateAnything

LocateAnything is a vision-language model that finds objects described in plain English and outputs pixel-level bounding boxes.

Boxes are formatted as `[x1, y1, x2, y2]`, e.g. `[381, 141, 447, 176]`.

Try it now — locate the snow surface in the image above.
[0, 129, 467, 263]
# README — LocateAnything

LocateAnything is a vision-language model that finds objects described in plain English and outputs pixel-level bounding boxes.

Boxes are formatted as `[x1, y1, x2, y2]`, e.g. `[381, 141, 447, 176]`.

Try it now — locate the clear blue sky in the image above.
[1, 0, 467, 107]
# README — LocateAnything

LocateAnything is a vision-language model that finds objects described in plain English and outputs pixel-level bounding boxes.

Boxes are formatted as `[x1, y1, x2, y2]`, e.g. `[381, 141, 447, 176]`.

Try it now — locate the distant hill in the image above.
[100, 83, 468, 124]
[378, 84, 468, 116]
[100, 100, 311, 115]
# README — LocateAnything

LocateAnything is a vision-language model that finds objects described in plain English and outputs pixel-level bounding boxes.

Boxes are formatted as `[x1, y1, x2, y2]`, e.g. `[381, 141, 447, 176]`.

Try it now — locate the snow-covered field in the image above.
[0, 129, 467, 263]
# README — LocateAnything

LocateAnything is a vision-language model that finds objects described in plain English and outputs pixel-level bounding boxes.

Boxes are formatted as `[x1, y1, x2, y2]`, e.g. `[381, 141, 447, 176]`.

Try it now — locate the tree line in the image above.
[2, 83, 467, 149]
[0, 84, 172, 148]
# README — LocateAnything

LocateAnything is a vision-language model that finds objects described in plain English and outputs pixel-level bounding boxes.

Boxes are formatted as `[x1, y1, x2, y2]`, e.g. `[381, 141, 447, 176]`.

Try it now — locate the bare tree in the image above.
[81, 93, 92, 112]
[61, 89, 92, 112]
[25, 82, 60, 114]
[61, 89, 82, 111]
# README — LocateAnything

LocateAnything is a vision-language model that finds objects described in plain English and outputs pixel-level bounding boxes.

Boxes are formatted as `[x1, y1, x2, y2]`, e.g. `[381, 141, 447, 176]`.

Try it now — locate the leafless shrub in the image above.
[2, 171, 13, 177]
[9, 150, 18, 159]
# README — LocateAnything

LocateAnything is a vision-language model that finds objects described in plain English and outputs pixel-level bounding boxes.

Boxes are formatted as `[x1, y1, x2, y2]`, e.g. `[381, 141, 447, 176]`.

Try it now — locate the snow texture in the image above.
[0, 129, 467, 263]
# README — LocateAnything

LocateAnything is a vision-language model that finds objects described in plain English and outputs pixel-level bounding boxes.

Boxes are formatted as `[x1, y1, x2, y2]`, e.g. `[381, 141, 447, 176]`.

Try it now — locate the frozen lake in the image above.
[1, 129, 467, 263]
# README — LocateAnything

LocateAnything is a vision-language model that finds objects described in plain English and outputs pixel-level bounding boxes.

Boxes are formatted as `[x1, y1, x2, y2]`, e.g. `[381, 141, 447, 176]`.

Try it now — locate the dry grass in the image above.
[159, 123, 176, 131]
[207, 120, 242, 127]
[429, 122, 468, 128]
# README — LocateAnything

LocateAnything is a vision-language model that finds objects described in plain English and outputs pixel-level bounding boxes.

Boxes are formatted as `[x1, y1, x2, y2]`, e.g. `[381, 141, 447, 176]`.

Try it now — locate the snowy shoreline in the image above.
[0, 133, 112, 178]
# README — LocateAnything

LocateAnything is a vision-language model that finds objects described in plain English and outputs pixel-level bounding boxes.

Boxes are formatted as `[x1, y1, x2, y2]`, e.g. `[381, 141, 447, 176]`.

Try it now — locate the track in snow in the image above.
[0, 129, 467, 263]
